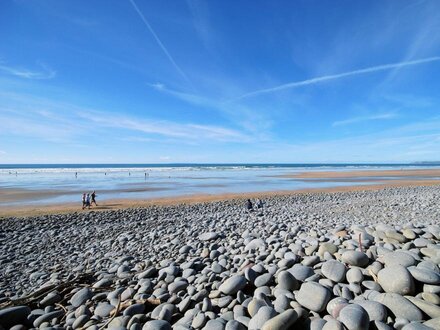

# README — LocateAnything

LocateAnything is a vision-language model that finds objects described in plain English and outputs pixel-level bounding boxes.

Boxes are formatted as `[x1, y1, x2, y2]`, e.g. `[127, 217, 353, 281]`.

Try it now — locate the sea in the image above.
[1, 163, 439, 205]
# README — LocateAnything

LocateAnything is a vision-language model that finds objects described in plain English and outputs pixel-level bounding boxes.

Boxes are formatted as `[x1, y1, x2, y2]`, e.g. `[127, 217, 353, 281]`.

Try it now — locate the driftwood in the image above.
[0, 273, 95, 309]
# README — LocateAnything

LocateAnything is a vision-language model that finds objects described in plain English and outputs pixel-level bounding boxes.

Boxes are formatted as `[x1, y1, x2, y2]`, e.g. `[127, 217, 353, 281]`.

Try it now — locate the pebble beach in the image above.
[2, 185, 440, 329]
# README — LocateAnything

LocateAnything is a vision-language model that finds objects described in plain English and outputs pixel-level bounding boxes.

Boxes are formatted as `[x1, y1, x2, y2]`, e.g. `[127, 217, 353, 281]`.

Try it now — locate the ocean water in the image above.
[0, 163, 438, 205]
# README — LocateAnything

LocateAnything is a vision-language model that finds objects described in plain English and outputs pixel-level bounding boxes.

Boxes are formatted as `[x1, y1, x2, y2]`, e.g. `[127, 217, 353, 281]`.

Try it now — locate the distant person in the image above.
[85, 193, 91, 209]
[82, 193, 86, 209]
[91, 190, 98, 206]
[246, 199, 253, 212]
[75, 172, 78, 178]
[256, 199, 264, 209]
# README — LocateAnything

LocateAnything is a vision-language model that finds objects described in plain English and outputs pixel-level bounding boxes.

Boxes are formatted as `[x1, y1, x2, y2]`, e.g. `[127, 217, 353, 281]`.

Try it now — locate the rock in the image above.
[248, 306, 277, 330]
[408, 267, 440, 284]
[353, 300, 387, 322]
[377, 265, 415, 295]
[277, 271, 298, 291]
[295, 282, 331, 312]
[225, 320, 246, 330]
[374, 293, 423, 321]
[288, 264, 314, 281]
[245, 239, 266, 251]
[199, 232, 219, 241]
[404, 296, 440, 318]
[321, 260, 346, 283]
[338, 304, 369, 330]
[142, 320, 171, 330]
[0, 306, 31, 328]
[70, 287, 93, 307]
[346, 268, 364, 284]
[261, 309, 298, 330]
[341, 251, 369, 267]
[383, 251, 416, 267]
[33, 310, 64, 328]
[203, 319, 225, 330]
[219, 275, 247, 295]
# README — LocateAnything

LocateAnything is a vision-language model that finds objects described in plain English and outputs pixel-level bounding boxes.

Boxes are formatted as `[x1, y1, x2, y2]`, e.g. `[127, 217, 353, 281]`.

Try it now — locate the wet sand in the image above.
[2, 178, 440, 218]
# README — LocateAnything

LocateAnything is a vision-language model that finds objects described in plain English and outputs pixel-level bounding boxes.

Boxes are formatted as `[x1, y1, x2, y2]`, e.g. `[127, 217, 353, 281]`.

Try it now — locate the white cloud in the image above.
[332, 113, 397, 127]
[235, 56, 440, 100]
[0, 62, 56, 80]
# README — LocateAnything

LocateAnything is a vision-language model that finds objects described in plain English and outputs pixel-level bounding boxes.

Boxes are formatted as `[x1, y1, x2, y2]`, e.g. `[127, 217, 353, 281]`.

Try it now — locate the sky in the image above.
[1, 0, 440, 164]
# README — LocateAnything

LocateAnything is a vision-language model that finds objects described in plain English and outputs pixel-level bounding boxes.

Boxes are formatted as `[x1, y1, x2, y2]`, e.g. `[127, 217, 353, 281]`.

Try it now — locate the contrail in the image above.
[128, 0, 193, 87]
[236, 56, 440, 100]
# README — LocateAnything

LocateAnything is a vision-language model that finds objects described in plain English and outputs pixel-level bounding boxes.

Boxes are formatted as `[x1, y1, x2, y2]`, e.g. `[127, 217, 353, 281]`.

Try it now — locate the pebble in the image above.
[2, 187, 440, 329]
[377, 265, 415, 295]
[340, 251, 369, 267]
[295, 282, 331, 312]
[338, 304, 369, 330]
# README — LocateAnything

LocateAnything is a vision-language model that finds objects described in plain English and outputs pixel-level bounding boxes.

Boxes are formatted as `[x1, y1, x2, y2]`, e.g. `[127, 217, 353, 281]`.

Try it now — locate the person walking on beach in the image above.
[82, 193, 86, 209]
[91, 190, 98, 206]
[246, 199, 253, 212]
[85, 193, 91, 209]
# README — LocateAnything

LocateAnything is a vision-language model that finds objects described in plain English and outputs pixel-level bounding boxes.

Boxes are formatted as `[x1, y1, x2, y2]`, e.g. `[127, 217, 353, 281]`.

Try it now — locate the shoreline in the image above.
[2, 178, 440, 218]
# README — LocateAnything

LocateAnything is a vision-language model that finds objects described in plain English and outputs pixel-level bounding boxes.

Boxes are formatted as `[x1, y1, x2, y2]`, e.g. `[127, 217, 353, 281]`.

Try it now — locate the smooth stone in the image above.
[296, 282, 331, 312]
[288, 264, 314, 281]
[261, 309, 298, 330]
[338, 304, 369, 330]
[218, 275, 247, 295]
[169, 281, 188, 293]
[199, 232, 219, 241]
[383, 251, 416, 267]
[341, 251, 369, 267]
[95, 302, 115, 317]
[254, 273, 273, 287]
[408, 267, 440, 284]
[225, 320, 246, 330]
[404, 296, 440, 318]
[277, 271, 298, 291]
[33, 310, 64, 328]
[248, 306, 277, 330]
[0, 306, 31, 328]
[203, 319, 225, 330]
[346, 268, 364, 284]
[401, 323, 433, 330]
[72, 314, 90, 329]
[142, 320, 171, 330]
[378, 265, 415, 295]
[422, 292, 440, 305]
[322, 319, 344, 330]
[354, 300, 387, 322]
[321, 260, 346, 283]
[374, 293, 423, 321]
[123, 304, 145, 316]
[71, 287, 93, 307]
[245, 239, 266, 251]
[423, 317, 440, 328]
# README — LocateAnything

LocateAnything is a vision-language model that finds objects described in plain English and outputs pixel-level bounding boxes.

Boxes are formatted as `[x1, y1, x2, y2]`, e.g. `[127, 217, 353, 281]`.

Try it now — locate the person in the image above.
[246, 199, 253, 211]
[75, 172, 78, 178]
[85, 193, 91, 209]
[82, 193, 86, 209]
[256, 199, 264, 209]
[91, 190, 98, 206]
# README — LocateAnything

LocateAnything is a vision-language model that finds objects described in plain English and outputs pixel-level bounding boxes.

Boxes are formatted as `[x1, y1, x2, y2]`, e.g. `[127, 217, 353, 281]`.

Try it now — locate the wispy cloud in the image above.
[332, 113, 397, 127]
[0, 62, 56, 80]
[236, 56, 440, 100]
[82, 111, 250, 142]
[128, 0, 193, 87]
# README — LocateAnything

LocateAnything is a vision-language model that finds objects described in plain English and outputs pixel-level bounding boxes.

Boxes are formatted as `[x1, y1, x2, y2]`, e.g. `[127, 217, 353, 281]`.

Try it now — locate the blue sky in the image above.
[1, 0, 440, 163]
